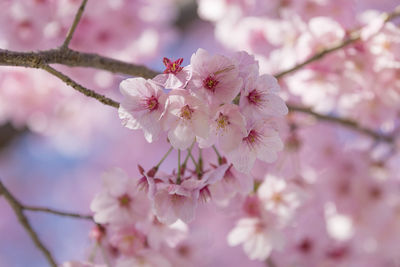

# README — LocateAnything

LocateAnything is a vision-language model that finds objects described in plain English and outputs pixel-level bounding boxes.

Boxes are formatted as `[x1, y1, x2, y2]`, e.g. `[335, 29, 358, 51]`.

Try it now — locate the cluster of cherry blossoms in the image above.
[70, 49, 288, 266]
[118, 48, 288, 174]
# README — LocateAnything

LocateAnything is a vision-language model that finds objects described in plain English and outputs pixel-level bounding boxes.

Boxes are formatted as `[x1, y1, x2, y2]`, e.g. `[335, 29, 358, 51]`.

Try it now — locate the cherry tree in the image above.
[0, 0, 400, 266]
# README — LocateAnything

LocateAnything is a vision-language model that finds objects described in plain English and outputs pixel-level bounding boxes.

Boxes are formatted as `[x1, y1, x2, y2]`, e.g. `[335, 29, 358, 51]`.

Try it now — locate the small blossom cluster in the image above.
[118, 48, 288, 174]
[228, 174, 302, 261]
[86, 168, 189, 267]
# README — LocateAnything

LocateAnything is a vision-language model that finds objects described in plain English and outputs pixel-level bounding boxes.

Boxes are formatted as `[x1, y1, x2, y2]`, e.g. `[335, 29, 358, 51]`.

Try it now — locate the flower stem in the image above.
[212, 145, 223, 165]
[155, 146, 173, 169]
[182, 141, 195, 168]
[177, 150, 181, 184]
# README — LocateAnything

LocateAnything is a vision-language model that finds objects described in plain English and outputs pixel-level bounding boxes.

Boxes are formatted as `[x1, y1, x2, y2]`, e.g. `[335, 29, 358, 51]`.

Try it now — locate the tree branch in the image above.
[41, 64, 120, 108]
[0, 180, 57, 267]
[0, 48, 159, 79]
[274, 5, 400, 79]
[24, 205, 93, 220]
[288, 104, 393, 143]
[62, 0, 88, 49]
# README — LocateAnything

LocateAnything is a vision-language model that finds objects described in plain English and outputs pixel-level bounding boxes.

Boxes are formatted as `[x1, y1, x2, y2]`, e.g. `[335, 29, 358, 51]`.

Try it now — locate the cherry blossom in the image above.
[227, 216, 284, 261]
[162, 89, 210, 150]
[198, 104, 247, 153]
[227, 120, 284, 173]
[153, 57, 192, 89]
[152, 178, 202, 224]
[239, 74, 288, 120]
[118, 78, 167, 143]
[90, 168, 149, 225]
[187, 48, 243, 105]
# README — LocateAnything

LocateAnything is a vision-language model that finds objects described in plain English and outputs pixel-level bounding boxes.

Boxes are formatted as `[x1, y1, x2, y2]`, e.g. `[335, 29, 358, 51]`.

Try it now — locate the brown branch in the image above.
[0, 48, 159, 79]
[24, 205, 93, 220]
[288, 104, 394, 143]
[62, 0, 88, 49]
[0, 180, 57, 267]
[41, 64, 120, 108]
[274, 5, 400, 79]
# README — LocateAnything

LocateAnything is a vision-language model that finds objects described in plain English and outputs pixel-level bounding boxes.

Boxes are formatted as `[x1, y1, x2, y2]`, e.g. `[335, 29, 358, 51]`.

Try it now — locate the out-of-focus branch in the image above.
[0, 180, 57, 267]
[62, 0, 88, 49]
[41, 65, 119, 108]
[24, 205, 93, 220]
[288, 104, 394, 143]
[274, 5, 400, 79]
[0, 123, 27, 150]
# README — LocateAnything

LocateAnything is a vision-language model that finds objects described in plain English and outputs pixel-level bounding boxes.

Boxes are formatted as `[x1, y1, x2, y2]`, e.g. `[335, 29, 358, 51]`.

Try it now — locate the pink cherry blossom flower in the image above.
[208, 163, 253, 206]
[152, 57, 192, 89]
[118, 77, 167, 143]
[232, 51, 259, 81]
[295, 17, 345, 61]
[138, 217, 188, 250]
[227, 120, 284, 173]
[152, 178, 202, 224]
[227, 216, 284, 261]
[198, 104, 247, 153]
[186, 48, 243, 105]
[162, 89, 210, 150]
[90, 168, 150, 225]
[240, 74, 288, 120]
[109, 224, 146, 256]
[360, 11, 386, 41]
[257, 175, 301, 220]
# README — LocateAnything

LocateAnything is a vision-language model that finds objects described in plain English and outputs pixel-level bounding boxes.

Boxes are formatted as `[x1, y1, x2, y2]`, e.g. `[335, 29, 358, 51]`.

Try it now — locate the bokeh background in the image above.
[1, 0, 400, 266]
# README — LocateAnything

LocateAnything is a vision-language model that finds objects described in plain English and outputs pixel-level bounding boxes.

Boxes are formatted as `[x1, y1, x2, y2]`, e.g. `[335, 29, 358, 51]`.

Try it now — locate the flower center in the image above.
[118, 194, 131, 208]
[146, 95, 159, 111]
[216, 113, 229, 129]
[243, 129, 261, 148]
[247, 89, 263, 105]
[203, 75, 219, 92]
[163, 57, 184, 75]
[180, 105, 194, 120]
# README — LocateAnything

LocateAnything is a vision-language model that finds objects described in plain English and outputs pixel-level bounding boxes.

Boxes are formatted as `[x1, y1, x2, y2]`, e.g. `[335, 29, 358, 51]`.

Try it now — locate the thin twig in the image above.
[0, 48, 159, 79]
[0, 180, 57, 267]
[24, 205, 93, 220]
[62, 0, 89, 49]
[288, 104, 393, 142]
[177, 150, 182, 184]
[274, 5, 400, 79]
[41, 64, 120, 108]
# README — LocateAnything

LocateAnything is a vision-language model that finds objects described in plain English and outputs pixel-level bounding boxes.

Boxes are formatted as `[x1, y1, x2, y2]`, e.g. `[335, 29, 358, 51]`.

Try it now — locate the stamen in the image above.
[243, 129, 262, 149]
[118, 194, 131, 208]
[247, 89, 264, 107]
[203, 75, 219, 92]
[216, 113, 229, 130]
[163, 57, 184, 74]
[146, 95, 159, 111]
[180, 105, 194, 120]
